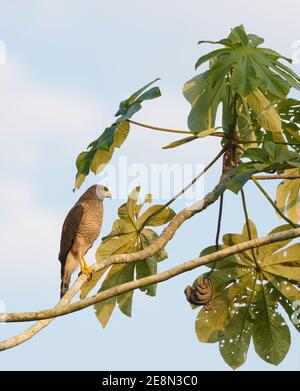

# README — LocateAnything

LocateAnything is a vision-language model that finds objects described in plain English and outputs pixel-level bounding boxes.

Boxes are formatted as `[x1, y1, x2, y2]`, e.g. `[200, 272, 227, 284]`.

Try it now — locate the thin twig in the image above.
[1, 227, 300, 326]
[207, 193, 224, 276]
[252, 178, 299, 228]
[163, 147, 226, 209]
[240, 188, 259, 264]
[141, 147, 226, 228]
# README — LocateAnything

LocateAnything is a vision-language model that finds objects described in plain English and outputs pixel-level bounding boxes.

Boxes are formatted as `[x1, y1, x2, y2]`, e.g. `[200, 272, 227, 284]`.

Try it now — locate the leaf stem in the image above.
[207, 193, 224, 276]
[127, 119, 224, 137]
[252, 174, 300, 180]
[163, 147, 227, 208]
[140, 147, 227, 228]
[238, 140, 300, 146]
[252, 178, 299, 228]
[240, 188, 259, 265]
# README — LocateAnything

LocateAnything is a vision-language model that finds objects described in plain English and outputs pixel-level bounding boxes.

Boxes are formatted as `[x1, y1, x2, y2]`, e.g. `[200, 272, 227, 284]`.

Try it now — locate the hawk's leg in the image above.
[79, 256, 93, 277]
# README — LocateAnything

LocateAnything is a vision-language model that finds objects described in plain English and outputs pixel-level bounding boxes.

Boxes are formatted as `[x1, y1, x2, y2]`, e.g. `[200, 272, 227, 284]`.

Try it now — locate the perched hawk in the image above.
[59, 184, 112, 297]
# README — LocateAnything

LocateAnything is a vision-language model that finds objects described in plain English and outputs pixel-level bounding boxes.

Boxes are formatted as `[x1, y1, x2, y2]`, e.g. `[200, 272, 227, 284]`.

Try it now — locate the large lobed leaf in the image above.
[183, 25, 300, 136]
[193, 221, 300, 369]
[80, 187, 175, 327]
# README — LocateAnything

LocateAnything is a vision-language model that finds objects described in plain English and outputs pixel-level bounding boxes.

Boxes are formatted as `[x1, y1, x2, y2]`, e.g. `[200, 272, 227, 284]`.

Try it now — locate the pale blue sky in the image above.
[0, 0, 300, 370]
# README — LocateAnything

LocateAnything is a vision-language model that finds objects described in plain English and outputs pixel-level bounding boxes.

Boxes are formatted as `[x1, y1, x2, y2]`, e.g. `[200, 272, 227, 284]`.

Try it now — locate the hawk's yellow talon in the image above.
[80, 256, 93, 277]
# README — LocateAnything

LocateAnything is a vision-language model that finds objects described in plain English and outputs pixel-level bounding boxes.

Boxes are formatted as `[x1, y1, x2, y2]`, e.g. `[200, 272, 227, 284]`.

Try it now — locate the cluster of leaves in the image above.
[193, 221, 300, 369]
[71, 25, 300, 369]
[277, 99, 300, 152]
[178, 25, 300, 151]
[80, 187, 175, 327]
[225, 141, 300, 193]
[74, 79, 161, 189]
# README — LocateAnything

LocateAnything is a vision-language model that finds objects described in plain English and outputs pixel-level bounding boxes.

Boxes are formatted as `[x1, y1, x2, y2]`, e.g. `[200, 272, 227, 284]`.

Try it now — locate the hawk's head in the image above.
[96, 184, 112, 200]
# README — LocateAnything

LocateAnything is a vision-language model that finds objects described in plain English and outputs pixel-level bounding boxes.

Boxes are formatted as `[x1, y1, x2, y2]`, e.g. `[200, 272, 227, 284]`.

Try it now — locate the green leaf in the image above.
[247, 90, 281, 132]
[195, 48, 230, 70]
[94, 297, 116, 328]
[225, 163, 259, 194]
[117, 263, 135, 317]
[263, 272, 300, 333]
[137, 87, 161, 102]
[118, 186, 140, 227]
[225, 142, 300, 194]
[195, 297, 229, 343]
[192, 220, 300, 369]
[90, 147, 114, 175]
[182, 73, 207, 104]
[137, 205, 176, 229]
[76, 150, 96, 176]
[113, 121, 130, 148]
[74, 79, 161, 189]
[231, 56, 258, 96]
[136, 233, 158, 296]
[74, 121, 131, 189]
[89, 188, 171, 325]
[219, 305, 254, 369]
[248, 34, 264, 47]
[80, 267, 108, 300]
[252, 283, 291, 365]
[141, 229, 168, 262]
[162, 136, 197, 149]
[276, 168, 300, 223]
[186, 78, 225, 133]
[115, 78, 161, 121]
[96, 126, 116, 150]
[94, 263, 135, 327]
[102, 219, 136, 241]
[96, 233, 138, 259]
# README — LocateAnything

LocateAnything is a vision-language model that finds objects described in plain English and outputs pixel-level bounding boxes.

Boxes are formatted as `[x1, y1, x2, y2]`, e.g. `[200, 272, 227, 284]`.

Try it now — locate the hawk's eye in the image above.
[103, 186, 108, 192]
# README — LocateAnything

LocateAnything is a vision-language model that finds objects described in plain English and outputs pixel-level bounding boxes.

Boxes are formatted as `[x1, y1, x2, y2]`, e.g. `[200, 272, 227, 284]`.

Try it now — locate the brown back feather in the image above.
[58, 203, 84, 265]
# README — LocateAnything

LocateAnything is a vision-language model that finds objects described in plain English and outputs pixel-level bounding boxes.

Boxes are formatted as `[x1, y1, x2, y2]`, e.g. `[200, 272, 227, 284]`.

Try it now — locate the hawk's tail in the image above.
[60, 262, 72, 298]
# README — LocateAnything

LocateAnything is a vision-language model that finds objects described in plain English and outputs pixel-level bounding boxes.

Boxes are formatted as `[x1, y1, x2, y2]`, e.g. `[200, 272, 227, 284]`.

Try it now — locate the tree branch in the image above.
[1, 227, 300, 329]
[0, 175, 228, 351]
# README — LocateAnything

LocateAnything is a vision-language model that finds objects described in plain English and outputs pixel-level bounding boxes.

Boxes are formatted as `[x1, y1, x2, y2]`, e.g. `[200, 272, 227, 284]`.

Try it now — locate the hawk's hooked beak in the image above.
[107, 191, 112, 200]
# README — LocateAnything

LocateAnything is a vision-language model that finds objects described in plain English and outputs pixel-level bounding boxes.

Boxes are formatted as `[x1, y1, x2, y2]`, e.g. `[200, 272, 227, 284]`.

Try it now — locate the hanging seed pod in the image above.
[184, 275, 213, 310]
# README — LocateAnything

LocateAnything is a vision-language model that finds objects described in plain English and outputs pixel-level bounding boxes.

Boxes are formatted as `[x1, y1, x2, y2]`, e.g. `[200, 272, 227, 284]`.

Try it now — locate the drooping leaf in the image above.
[115, 78, 161, 122]
[137, 205, 176, 229]
[94, 262, 135, 327]
[252, 283, 291, 365]
[82, 187, 174, 325]
[162, 136, 197, 150]
[74, 79, 161, 189]
[191, 221, 300, 369]
[90, 147, 114, 174]
[184, 77, 226, 133]
[195, 297, 229, 343]
[247, 90, 281, 132]
[276, 168, 300, 223]
[113, 121, 130, 148]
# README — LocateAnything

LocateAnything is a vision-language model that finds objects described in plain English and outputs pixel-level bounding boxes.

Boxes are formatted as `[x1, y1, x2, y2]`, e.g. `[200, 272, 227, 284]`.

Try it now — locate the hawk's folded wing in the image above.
[58, 203, 84, 265]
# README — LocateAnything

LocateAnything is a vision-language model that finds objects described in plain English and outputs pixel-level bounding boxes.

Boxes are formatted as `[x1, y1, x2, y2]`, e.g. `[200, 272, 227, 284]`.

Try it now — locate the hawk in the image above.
[59, 184, 112, 297]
